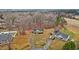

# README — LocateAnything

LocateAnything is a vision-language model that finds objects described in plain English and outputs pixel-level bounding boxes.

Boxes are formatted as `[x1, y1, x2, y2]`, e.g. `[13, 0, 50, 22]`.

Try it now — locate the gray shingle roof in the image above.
[0, 33, 12, 44]
[54, 31, 70, 41]
[0, 31, 17, 44]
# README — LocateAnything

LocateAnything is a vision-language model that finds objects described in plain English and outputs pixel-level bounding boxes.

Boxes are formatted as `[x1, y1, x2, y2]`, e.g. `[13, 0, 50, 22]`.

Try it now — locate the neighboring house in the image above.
[49, 31, 70, 41]
[32, 28, 44, 34]
[0, 31, 17, 44]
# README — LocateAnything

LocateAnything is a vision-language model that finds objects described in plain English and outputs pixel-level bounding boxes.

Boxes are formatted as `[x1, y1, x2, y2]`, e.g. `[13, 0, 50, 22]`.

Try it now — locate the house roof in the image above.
[33, 28, 44, 32]
[0, 31, 17, 44]
[54, 31, 70, 41]
[0, 33, 12, 44]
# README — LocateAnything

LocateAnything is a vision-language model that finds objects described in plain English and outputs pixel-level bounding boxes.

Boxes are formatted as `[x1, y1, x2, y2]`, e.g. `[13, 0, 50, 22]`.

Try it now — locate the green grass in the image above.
[61, 28, 75, 38]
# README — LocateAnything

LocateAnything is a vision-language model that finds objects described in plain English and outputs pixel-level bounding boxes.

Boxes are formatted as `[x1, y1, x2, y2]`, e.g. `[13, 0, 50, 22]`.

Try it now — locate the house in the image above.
[49, 31, 70, 41]
[0, 31, 17, 44]
[0, 33, 12, 44]
[32, 28, 44, 34]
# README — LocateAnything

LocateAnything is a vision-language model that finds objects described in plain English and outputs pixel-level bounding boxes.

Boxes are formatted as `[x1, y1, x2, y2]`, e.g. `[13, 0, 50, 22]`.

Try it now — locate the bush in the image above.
[63, 41, 76, 50]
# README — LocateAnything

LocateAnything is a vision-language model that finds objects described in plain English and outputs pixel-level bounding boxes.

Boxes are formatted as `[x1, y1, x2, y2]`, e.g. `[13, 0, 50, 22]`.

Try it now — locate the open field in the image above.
[64, 18, 79, 29]
[64, 18, 79, 41]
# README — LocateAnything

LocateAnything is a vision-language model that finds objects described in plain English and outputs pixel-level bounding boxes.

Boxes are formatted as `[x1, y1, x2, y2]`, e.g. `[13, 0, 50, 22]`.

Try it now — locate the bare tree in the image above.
[6, 16, 16, 31]
[33, 12, 45, 29]
[0, 13, 4, 19]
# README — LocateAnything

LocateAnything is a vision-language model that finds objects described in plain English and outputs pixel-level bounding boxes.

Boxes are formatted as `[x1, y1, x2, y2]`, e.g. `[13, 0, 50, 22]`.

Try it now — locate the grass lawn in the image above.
[48, 39, 66, 50]
[31, 28, 53, 48]
[61, 28, 75, 38]
[11, 31, 32, 50]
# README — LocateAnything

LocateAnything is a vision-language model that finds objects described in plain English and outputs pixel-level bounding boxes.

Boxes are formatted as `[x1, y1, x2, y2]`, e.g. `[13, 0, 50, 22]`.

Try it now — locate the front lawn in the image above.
[61, 28, 75, 38]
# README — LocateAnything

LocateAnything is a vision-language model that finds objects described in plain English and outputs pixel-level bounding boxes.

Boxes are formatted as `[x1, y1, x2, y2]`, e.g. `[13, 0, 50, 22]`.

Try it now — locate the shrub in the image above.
[63, 41, 76, 50]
